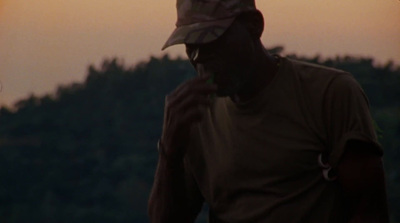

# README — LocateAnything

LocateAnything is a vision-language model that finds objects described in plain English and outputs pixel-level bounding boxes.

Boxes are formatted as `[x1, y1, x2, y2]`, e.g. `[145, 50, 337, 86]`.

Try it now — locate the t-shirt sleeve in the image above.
[323, 73, 383, 168]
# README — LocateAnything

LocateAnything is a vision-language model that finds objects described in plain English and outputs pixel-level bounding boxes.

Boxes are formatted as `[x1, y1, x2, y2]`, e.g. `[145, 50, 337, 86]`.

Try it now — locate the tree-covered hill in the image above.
[0, 48, 399, 222]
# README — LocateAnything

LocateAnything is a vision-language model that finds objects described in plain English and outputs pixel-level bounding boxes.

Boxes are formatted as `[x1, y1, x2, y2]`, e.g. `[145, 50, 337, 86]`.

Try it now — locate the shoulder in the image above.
[282, 57, 365, 101]
[285, 57, 349, 84]
[324, 71, 369, 108]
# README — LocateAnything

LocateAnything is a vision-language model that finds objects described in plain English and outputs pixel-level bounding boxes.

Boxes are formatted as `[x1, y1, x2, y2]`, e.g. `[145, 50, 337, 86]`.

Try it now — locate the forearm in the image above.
[338, 147, 389, 223]
[349, 197, 389, 223]
[148, 154, 192, 223]
[347, 170, 389, 223]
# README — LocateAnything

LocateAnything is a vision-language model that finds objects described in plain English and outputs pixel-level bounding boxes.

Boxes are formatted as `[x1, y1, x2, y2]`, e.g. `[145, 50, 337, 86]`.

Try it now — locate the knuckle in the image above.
[195, 95, 207, 105]
[165, 95, 171, 105]
[168, 107, 178, 119]
[188, 94, 198, 102]
[180, 85, 189, 95]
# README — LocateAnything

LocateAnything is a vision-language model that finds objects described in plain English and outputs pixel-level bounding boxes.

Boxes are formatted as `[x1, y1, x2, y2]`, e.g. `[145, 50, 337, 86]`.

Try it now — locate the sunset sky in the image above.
[1, 0, 399, 107]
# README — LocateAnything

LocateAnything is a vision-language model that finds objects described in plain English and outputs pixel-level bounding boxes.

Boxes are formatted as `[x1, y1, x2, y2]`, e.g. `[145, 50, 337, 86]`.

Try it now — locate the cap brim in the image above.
[161, 17, 236, 50]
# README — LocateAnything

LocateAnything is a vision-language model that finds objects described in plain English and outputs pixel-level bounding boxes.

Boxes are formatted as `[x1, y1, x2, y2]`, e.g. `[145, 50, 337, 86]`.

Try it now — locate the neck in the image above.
[230, 48, 279, 104]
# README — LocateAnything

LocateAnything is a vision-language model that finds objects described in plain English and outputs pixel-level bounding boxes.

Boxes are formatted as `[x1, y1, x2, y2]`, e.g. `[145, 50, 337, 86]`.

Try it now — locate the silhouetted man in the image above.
[149, 0, 389, 222]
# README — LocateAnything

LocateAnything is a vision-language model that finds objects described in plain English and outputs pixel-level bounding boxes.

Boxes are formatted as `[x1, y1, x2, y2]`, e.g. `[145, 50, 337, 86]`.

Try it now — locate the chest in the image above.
[200, 111, 323, 178]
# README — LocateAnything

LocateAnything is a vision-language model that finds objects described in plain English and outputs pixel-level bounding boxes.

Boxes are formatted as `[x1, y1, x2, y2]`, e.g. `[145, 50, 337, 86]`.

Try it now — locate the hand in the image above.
[161, 66, 217, 161]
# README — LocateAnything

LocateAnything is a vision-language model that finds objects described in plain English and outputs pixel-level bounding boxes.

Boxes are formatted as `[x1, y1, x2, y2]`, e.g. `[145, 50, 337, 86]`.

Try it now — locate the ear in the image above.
[239, 10, 264, 39]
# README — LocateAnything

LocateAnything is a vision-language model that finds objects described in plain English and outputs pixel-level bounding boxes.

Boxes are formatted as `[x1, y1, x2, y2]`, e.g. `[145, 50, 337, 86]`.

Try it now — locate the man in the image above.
[148, 0, 389, 222]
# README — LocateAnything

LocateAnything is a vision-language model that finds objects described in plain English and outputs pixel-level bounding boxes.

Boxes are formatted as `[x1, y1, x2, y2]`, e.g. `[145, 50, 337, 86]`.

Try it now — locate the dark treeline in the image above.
[0, 47, 399, 222]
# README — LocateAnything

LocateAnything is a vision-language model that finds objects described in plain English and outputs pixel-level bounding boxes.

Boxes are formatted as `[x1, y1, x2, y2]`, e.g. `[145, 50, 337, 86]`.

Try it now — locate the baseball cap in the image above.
[162, 0, 257, 50]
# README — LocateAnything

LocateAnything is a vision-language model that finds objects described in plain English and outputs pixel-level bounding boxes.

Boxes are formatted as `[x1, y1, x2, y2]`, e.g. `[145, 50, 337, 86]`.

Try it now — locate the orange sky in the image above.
[0, 0, 399, 107]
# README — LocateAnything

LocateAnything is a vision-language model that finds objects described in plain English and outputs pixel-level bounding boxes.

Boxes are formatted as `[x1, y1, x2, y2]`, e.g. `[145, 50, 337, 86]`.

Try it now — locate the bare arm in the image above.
[337, 141, 389, 223]
[148, 73, 216, 222]
[148, 151, 204, 222]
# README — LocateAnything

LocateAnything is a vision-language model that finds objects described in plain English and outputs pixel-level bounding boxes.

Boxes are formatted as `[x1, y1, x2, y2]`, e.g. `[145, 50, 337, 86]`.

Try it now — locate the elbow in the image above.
[148, 192, 157, 222]
[337, 150, 384, 196]
[147, 193, 190, 223]
[148, 189, 165, 223]
[337, 145, 389, 221]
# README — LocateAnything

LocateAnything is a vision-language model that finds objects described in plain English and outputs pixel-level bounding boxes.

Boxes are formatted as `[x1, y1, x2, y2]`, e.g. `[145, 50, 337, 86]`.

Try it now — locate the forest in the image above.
[0, 47, 399, 222]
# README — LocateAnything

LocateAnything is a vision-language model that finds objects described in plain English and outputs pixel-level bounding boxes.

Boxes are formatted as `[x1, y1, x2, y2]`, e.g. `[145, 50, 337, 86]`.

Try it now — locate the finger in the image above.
[171, 76, 204, 95]
[169, 84, 217, 107]
[193, 83, 218, 94]
[176, 94, 210, 113]
[164, 95, 173, 120]
[169, 79, 217, 104]
[181, 83, 217, 97]
[196, 64, 212, 79]
[178, 106, 206, 127]
[170, 75, 212, 97]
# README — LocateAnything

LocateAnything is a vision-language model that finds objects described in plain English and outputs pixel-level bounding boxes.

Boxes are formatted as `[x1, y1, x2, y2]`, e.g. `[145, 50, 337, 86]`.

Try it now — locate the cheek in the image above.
[215, 43, 255, 81]
[229, 43, 255, 67]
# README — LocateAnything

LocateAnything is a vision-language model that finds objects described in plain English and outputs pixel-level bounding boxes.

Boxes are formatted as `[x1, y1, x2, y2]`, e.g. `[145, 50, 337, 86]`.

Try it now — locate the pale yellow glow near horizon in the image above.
[0, 0, 399, 106]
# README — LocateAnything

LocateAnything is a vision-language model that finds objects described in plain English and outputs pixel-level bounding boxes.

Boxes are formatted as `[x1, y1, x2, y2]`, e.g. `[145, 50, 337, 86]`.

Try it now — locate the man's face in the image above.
[185, 19, 257, 97]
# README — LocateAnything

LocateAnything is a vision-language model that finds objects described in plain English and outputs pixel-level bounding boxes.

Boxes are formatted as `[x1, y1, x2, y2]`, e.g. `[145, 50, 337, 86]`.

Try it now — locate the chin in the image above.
[216, 85, 240, 97]
[215, 89, 230, 97]
[216, 92, 230, 97]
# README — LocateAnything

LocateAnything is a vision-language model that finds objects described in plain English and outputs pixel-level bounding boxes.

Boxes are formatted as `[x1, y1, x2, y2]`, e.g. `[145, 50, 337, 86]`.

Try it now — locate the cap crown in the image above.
[176, 0, 256, 27]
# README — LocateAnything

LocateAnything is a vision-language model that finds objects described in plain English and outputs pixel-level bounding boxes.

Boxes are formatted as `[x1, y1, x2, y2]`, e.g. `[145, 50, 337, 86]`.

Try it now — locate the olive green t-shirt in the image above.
[184, 57, 383, 223]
